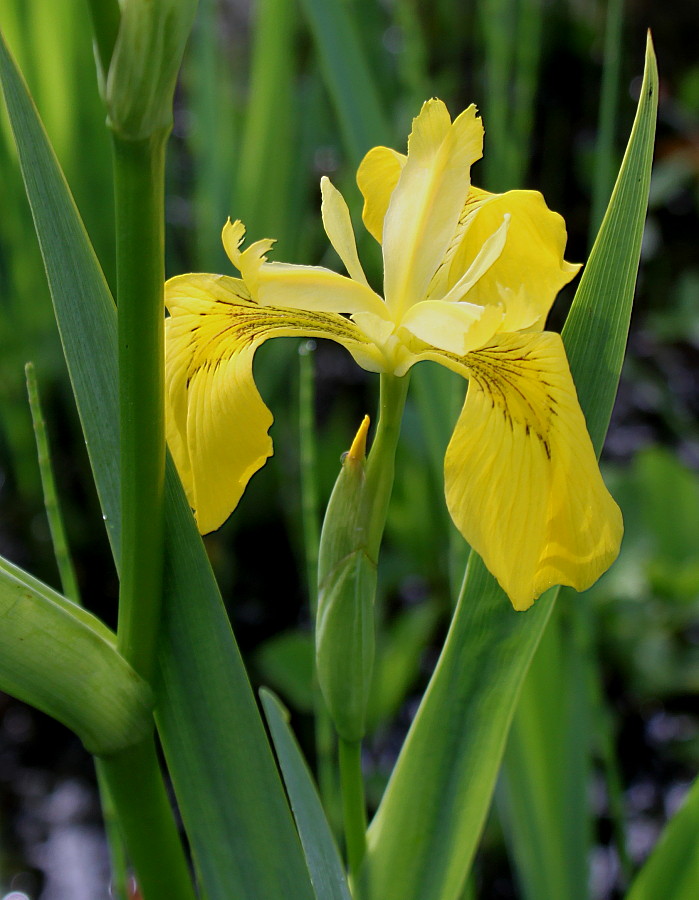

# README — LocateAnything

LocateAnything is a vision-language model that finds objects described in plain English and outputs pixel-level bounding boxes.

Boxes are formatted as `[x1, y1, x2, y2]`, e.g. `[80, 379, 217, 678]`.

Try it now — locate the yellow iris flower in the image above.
[165, 98, 622, 610]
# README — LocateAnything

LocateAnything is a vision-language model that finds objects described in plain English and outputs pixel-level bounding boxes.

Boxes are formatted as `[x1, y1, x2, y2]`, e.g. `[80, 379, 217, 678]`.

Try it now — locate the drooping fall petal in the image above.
[437, 331, 622, 609]
[165, 273, 378, 533]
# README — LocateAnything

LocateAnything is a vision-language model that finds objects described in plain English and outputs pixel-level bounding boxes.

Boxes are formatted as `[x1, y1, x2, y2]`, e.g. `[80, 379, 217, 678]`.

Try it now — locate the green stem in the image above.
[99, 740, 195, 900]
[363, 373, 410, 560]
[111, 130, 194, 900]
[113, 131, 167, 685]
[339, 737, 368, 882]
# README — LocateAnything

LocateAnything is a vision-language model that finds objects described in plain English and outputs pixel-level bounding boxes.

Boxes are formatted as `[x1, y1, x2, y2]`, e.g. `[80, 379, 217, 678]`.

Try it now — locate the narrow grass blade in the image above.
[0, 29, 315, 900]
[261, 690, 353, 900]
[298, 0, 391, 162]
[589, 0, 625, 243]
[362, 37, 657, 900]
[25, 360, 81, 602]
[626, 776, 699, 900]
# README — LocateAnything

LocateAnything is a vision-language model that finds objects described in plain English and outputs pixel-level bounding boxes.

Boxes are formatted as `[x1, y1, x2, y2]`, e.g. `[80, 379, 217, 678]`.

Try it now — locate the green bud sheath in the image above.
[317, 416, 376, 742]
[106, 0, 198, 139]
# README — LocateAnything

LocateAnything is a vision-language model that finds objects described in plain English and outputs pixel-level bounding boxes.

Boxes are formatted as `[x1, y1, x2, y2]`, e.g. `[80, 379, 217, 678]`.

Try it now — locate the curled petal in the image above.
[165, 273, 380, 532]
[222, 218, 386, 317]
[434, 187, 581, 330]
[433, 332, 622, 609]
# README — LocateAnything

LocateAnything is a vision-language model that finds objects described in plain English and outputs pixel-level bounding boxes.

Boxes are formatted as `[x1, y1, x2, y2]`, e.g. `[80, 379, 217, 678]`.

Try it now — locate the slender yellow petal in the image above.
[356, 146, 405, 243]
[320, 177, 369, 286]
[442, 188, 581, 330]
[432, 332, 622, 609]
[165, 273, 380, 533]
[382, 100, 484, 315]
[436, 213, 510, 304]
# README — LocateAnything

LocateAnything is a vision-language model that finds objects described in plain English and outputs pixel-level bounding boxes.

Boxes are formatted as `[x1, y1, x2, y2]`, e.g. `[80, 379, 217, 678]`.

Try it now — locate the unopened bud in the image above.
[316, 416, 376, 742]
[106, 0, 197, 139]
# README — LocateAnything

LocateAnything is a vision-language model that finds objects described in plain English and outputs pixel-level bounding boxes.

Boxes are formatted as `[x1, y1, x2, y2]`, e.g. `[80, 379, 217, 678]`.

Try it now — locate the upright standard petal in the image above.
[434, 332, 622, 610]
[381, 100, 484, 315]
[165, 273, 378, 533]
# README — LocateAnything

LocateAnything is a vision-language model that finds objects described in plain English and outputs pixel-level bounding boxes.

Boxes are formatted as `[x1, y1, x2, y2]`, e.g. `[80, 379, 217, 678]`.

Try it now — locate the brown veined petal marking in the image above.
[165, 273, 374, 534]
[440, 331, 623, 610]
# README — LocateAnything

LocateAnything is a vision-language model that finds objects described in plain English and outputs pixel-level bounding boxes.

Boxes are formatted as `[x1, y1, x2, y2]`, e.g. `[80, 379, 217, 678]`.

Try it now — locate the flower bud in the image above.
[316, 416, 376, 742]
[106, 0, 197, 139]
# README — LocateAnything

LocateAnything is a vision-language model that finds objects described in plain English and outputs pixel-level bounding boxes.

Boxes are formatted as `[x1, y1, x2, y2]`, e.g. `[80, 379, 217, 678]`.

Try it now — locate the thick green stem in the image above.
[99, 740, 195, 900]
[112, 130, 194, 899]
[339, 737, 368, 883]
[113, 131, 167, 684]
[363, 373, 410, 560]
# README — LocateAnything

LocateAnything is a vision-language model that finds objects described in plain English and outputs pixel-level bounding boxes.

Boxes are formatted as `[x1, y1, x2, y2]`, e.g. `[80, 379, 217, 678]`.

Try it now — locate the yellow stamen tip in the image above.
[347, 415, 370, 462]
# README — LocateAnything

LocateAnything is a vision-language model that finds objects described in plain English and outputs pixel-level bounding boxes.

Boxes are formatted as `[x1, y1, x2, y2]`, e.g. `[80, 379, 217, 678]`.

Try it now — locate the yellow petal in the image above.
[438, 332, 622, 609]
[399, 300, 504, 358]
[381, 100, 484, 316]
[437, 213, 510, 304]
[222, 217, 386, 317]
[444, 188, 581, 331]
[320, 177, 369, 286]
[356, 146, 405, 243]
[165, 273, 380, 533]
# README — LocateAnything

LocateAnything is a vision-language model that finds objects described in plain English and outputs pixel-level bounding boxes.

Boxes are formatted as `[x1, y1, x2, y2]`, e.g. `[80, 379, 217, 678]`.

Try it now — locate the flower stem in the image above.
[99, 741, 194, 900]
[113, 130, 167, 685]
[111, 129, 195, 899]
[364, 373, 410, 560]
[339, 737, 368, 882]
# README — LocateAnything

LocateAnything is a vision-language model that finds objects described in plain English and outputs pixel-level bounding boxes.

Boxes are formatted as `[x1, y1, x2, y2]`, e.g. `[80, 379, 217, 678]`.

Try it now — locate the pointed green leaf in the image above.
[626, 776, 699, 900]
[0, 29, 314, 900]
[261, 690, 353, 900]
[362, 37, 657, 900]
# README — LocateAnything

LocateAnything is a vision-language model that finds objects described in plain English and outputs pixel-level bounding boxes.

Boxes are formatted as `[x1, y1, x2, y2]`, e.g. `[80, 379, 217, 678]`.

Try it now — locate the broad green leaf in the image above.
[298, 0, 391, 162]
[0, 555, 152, 755]
[625, 776, 699, 900]
[261, 690, 353, 900]
[0, 29, 315, 900]
[362, 36, 657, 900]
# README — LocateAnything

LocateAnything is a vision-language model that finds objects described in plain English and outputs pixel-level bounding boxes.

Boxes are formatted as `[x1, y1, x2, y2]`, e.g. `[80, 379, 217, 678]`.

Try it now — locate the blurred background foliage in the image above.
[0, 0, 697, 898]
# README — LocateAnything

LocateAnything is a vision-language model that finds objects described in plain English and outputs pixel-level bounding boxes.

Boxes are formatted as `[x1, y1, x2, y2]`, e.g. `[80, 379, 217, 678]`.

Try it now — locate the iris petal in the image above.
[165, 273, 380, 532]
[440, 188, 581, 330]
[381, 100, 484, 315]
[426, 332, 622, 609]
[320, 177, 370, 286]
[356, 146, 405, 243]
